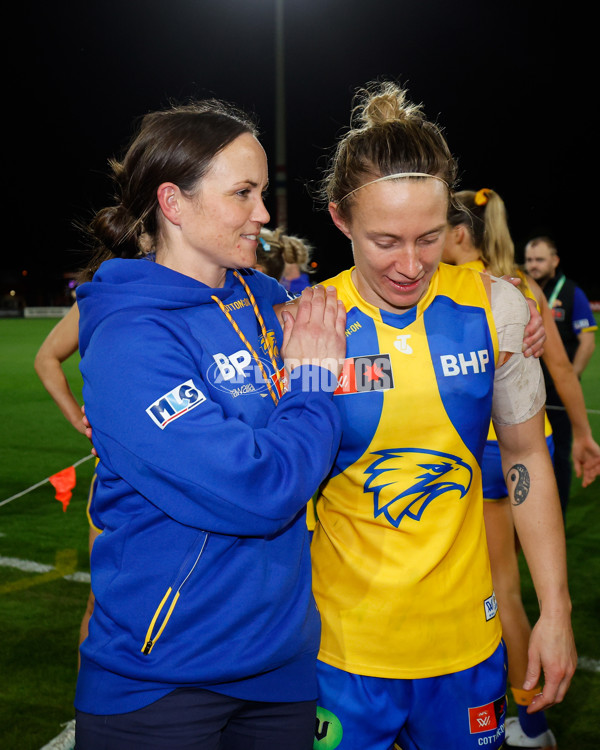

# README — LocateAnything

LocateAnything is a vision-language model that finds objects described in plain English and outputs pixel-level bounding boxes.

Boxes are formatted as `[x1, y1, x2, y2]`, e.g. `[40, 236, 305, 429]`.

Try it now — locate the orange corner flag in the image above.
[49, 466, 77, 511]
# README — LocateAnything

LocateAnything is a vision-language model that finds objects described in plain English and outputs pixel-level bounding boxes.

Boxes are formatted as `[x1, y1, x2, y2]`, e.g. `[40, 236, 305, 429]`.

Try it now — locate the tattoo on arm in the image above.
[506, 463, 530, 506]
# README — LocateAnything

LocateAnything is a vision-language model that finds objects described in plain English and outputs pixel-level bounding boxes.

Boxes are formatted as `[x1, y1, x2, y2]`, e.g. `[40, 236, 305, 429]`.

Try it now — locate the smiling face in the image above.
[330, 178, 449, 313]
[158, 132, 270, 286]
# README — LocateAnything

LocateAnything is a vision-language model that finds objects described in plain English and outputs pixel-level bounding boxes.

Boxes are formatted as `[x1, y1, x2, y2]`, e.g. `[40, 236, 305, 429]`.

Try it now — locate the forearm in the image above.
[512, 481, 571, 617]
[34, 304, 83, 432]
[545, 356, 592, 438]
[502, 438, 576, 705]
[572, 332, 595, 378]
[540, 305, 593, 436]
[496, 416, 571, 613]
[34, 357, 85, 433]
[493, 354, 577, 707]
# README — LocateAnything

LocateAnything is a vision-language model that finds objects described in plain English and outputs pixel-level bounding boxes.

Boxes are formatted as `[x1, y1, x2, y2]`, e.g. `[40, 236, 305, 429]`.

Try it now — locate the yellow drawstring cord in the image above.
[211, 271, 285, 405]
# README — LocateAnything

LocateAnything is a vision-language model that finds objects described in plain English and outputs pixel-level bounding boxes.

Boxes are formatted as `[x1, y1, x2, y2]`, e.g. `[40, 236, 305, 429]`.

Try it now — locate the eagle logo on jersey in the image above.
[260, 329, 280, 360]
[364, 448, 473, 527]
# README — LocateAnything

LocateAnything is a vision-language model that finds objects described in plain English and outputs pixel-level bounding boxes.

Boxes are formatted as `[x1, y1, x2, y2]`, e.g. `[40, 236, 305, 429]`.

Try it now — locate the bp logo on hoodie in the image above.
[208, 348, 277, 397]
[146, 379, 206, 429]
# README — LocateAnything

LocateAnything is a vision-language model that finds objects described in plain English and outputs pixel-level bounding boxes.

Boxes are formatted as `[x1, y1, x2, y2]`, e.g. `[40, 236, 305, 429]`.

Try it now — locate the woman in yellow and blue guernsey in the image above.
[444, 188, 600, 749]
[309, 81, 576, 750]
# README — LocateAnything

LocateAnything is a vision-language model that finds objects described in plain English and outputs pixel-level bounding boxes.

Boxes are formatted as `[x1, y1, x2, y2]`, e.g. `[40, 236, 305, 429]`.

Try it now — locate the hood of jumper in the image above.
[77, 257, 238, 354]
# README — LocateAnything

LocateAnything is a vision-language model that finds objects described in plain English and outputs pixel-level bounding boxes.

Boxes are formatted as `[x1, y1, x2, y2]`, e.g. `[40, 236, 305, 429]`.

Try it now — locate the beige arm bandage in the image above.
[490, 279, 546, 426]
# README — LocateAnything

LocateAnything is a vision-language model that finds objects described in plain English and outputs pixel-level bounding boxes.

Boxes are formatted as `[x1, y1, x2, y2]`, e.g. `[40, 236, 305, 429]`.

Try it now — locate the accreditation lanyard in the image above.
[547, 274, 566, 308]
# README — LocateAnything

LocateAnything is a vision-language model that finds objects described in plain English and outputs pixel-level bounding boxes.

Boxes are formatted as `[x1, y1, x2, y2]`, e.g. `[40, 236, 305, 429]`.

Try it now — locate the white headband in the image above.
[337, 172, 448, 204]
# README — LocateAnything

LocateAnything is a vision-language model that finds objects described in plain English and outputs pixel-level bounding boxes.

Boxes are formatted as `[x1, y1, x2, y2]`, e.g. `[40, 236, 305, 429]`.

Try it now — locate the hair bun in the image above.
[354, 81, 424, 129]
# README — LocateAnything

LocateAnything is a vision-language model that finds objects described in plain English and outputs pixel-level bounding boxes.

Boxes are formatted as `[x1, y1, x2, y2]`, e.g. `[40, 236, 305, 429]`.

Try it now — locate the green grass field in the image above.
[1, 315, 599, 749]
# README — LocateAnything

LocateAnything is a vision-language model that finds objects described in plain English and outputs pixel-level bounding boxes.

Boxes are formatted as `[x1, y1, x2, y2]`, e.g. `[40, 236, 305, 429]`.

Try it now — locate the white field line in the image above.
[545, 405, 600, 415]
[0, 555, 90, 583]
[39, 719, 76, 750]
[578, 656, 600, 673]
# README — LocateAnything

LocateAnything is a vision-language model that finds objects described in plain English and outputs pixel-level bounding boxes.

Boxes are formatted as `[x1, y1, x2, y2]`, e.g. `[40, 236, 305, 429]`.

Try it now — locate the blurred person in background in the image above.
[254, 226, 314, 289]
[524, 236, 597, 516]
[34, 304, 101, 658]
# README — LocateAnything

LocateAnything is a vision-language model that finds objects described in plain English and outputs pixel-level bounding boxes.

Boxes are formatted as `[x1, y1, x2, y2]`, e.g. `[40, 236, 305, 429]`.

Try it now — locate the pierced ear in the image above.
[157, 182, 182, 225]
[329, 202, 352, 240]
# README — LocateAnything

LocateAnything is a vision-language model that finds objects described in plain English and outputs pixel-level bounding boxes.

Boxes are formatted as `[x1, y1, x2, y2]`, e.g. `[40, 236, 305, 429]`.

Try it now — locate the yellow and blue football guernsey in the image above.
[311, 263, 503, 679]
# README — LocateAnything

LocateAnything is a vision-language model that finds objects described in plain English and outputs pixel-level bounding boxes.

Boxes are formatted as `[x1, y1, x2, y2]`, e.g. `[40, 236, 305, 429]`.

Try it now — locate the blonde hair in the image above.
[255, 227, 313, 280]
[321, 80, 457, 219]
[447, 189, 533, 298]
[450, 189, 516, 278]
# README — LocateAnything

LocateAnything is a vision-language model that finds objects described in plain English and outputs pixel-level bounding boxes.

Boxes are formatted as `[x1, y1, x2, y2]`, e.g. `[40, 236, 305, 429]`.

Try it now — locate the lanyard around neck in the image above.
[212, 272, 284, 406]
[547, 274, 565, 308]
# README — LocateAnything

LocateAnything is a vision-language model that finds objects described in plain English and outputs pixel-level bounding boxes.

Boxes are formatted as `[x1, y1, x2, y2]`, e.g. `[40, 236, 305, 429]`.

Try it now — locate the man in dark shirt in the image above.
[525, 236, 597, 513]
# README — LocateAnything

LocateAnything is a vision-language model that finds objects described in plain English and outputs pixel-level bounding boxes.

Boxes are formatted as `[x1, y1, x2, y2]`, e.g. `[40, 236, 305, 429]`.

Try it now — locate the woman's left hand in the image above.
[524, 610, 577, 713]
[522, 298, 546, 358]
[501, 276, 546, 358]
[81, 405, 98, 457]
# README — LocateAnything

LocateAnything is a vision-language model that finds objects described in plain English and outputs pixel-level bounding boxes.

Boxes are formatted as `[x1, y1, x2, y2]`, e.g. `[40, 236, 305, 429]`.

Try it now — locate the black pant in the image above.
[76, 688, 317, 750]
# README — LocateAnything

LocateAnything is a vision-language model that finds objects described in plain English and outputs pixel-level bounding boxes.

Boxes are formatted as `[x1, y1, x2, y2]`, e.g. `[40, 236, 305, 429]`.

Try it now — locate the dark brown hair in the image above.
[79, 99, 258, 281]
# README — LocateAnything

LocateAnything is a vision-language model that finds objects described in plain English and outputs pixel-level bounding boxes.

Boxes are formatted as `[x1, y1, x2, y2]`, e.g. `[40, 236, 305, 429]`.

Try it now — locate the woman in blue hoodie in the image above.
[74, 99, 347, 749]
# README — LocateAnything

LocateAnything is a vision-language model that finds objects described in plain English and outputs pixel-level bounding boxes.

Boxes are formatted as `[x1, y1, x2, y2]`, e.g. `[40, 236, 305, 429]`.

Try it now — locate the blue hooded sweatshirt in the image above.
[75, 258, 342, 714]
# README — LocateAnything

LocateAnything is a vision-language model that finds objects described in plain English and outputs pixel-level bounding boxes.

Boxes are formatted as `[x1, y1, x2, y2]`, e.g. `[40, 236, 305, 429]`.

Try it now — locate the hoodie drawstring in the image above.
[211, 272, 285, 406]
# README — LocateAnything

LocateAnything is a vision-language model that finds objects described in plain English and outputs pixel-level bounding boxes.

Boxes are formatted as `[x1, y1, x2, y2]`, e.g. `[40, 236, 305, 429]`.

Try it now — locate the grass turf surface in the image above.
[1, 315, 599, 749]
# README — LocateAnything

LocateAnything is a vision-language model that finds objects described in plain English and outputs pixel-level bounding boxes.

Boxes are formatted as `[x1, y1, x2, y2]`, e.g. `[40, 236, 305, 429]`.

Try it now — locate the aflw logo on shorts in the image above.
[146, 379, 206, 429]
[468, 694, 506, 735]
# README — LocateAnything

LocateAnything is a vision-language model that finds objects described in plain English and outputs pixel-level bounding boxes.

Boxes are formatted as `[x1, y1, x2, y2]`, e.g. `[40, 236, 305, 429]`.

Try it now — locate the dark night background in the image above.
[5, 0, 596, 308]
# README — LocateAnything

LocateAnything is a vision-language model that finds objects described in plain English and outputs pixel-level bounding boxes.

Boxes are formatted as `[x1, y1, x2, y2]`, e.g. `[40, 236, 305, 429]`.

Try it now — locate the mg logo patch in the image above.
[146, 379, 206, 429]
